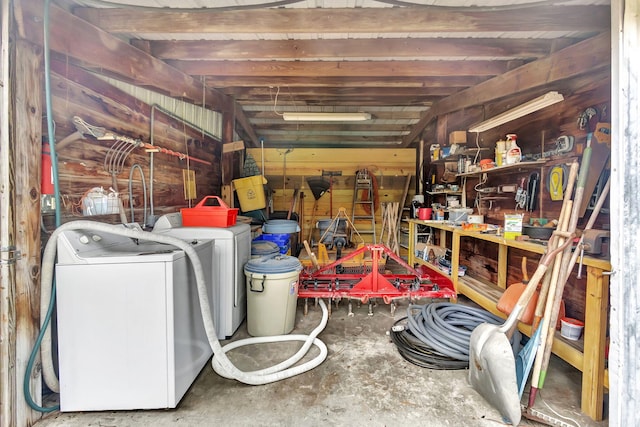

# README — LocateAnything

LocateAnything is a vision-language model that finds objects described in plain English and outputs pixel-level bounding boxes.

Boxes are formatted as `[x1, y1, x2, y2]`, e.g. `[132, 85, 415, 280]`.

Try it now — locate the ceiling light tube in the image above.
[282, 112, 372, 122]
[468, 91, 564, 133]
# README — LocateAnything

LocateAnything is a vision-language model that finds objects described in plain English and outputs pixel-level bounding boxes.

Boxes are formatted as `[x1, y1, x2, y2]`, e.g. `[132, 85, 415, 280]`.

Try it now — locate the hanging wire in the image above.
[272, 86, 284, 116]
[128, 164, 148, 226]
[182, 101, 193, 207]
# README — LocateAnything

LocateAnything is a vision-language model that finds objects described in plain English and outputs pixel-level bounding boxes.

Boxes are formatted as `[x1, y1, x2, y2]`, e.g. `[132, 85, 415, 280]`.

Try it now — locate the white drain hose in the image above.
[40, 221, 328, 392]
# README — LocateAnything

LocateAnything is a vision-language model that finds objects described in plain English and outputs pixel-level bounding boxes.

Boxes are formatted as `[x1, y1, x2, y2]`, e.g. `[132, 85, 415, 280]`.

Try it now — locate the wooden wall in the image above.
[423, 75, 612, 322]
[246, 148, 416, 245]
[46, 61, 222, 226]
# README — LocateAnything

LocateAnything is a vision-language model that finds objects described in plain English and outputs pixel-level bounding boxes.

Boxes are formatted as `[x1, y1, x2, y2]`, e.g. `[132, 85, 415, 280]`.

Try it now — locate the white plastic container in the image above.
[560, 317, 584, 340]
[244, 255, 302, 337]
[467, 214, 484, 224]
[505, 133, 522, 165]
[448, 208, 473, 224]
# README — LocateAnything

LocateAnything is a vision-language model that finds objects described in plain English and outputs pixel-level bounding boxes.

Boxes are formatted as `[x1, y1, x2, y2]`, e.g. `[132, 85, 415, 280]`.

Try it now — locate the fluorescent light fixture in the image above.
[468, 91, 564, 133]
[282, 112, 372, 122]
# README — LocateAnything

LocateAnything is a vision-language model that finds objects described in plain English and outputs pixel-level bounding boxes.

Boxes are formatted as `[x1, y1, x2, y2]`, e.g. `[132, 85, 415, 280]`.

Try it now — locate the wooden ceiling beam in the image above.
[150, 38, 567, 61]
[252, 123, 410, 132]
[401, 32, 612, 146]
[15, 0, 259, 146]
[170, 60, 508, 77]
[74, 6, 610, 34]
[241, 99, 437, 107]
[206, 75, 489, 88]
[259, 134, 403, 144]
[259, 141, 402, 149]
[221, 86, 458, 98]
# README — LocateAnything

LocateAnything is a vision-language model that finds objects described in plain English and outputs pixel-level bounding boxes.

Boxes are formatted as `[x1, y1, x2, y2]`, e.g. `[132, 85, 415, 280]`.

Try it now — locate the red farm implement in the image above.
[298, 243, 455, 315]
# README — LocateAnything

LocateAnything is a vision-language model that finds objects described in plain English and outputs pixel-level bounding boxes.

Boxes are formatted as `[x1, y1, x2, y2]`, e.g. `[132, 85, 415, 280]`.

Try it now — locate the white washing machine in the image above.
[153, 213, 251, 339]
[55, 227, 214, 411]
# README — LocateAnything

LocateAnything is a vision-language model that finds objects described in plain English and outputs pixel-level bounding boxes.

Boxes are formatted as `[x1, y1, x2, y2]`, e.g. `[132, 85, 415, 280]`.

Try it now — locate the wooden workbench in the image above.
[406, 219, 610, 421]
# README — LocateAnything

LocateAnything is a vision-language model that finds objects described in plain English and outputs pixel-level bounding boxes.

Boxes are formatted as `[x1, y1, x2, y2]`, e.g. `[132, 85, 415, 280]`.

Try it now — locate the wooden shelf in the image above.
[431, 148, 490, 164]
[426, 190, 462, 195]
[457, 275, 586, 370]
[413, 257, 452, 278]
[406, 219, 611, 421]
[457, 159, 547, 177]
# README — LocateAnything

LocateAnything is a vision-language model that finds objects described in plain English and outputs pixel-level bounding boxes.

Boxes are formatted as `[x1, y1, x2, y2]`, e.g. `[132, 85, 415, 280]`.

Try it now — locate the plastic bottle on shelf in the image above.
[505, 133, 522, 165]
[495, 139, 506, 166]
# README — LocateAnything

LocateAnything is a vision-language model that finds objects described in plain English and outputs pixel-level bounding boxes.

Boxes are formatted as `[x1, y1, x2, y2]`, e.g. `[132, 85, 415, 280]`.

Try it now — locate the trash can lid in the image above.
[245, 254, 302, 274]
[251, 240, 280, 256]
[262, 219, 300, 233]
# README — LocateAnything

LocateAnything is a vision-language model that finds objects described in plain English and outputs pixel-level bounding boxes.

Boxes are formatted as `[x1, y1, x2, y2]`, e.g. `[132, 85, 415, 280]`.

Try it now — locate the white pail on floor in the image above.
[244, 255, 302, 337]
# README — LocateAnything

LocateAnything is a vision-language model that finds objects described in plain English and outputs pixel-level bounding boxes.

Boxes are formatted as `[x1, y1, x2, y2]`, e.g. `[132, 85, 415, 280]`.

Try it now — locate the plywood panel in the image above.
[247, 148, 415, 246]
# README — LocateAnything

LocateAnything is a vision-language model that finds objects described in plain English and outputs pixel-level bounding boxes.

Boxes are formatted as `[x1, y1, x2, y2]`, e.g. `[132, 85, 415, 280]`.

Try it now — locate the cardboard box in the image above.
[504, 213, 524, 240]
[449, 131, 467, 145]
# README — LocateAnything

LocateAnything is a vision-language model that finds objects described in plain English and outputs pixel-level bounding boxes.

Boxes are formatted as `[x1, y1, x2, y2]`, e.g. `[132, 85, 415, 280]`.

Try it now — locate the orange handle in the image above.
[195, 195, 229, 209]
[522, 256, 529, 282]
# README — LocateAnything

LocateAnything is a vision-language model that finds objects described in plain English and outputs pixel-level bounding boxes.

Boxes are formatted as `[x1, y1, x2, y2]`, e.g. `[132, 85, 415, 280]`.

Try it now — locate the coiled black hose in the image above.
[390, 302, 517, 370]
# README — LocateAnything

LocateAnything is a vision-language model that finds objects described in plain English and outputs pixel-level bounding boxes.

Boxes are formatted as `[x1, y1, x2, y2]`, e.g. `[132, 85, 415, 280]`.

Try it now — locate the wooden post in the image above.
[497, 244, 508, 289]
[221, 99, 236, 186]
[15, 39, 45, 426]
[1, 36, 45, 426]
[581, 266, 609, 420]
[0, 2, 15, 423]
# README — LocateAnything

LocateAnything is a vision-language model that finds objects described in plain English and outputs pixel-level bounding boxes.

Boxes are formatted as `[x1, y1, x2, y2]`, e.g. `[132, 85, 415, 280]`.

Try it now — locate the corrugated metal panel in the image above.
[98, 75, 223, 139]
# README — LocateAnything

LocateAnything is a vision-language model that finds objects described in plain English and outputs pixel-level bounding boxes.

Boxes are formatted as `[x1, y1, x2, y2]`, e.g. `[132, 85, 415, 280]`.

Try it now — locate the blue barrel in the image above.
[261, 219, 300, 256]
[253, 234, 290, 255]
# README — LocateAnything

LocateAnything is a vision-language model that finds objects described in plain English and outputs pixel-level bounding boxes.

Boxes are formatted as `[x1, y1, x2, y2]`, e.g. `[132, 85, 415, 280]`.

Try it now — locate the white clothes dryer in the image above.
[153, 213, 251, 339]
[55, 227, 214, 411]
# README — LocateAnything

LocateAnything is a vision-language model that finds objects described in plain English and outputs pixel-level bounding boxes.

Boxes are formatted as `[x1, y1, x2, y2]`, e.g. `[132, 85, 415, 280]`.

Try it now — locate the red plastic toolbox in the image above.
[181, 196, 238, 227]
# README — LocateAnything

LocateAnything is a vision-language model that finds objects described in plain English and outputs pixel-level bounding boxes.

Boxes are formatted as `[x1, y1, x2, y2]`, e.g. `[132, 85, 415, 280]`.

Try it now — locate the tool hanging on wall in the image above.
[526, 172, 540, 212]
[305, 176, 330, 242]
[322, 170, 342, 218]
[547, 164, 568, 201]
[104, 138, 141, 224]
[531, 135, 574, 160]
[578, 106, 610, 218]
[379, 202, 400, 255]
[515, 176, 527, 210]
[73, 116, 211, 165]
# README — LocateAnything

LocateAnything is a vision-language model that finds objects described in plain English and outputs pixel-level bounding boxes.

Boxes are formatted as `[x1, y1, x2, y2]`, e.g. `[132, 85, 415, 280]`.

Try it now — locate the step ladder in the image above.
[351, 169, 376, 243]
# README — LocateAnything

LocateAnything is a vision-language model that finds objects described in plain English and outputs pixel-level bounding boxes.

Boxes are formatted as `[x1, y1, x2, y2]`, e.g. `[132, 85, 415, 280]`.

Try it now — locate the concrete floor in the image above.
[34, 297, 607, 427]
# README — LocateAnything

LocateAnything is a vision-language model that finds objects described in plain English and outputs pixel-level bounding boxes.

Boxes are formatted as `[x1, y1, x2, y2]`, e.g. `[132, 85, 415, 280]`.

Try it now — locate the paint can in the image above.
[418, 208, 433, 220]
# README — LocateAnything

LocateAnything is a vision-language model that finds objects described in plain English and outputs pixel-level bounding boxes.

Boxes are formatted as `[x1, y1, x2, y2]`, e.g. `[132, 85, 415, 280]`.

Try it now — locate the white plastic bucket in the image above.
[560, 317, 584, 341]
[448, 208, 473, 224]
[244, 255, 302, 337]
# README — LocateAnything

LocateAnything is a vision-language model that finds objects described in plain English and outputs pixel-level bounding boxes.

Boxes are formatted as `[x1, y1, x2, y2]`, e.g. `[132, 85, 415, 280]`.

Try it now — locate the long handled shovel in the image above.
[531, 162, 579, 330]
[492, 161, 579, 404]
[526, 142, 593, 415]
[468, 236, 572, 426]
[526, 178, 611, 424]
